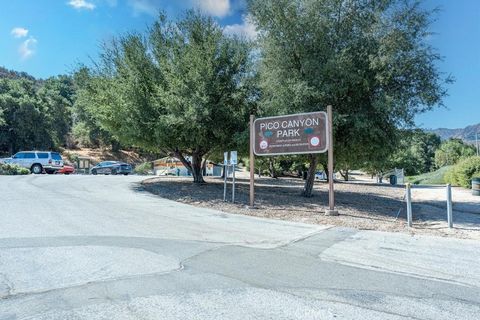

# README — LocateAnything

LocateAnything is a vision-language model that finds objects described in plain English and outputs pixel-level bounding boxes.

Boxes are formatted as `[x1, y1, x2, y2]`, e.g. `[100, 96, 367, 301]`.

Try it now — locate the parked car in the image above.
[90, 161, 132, 175]
[56, 165, 75, 175]
[1, 151, 64, 174]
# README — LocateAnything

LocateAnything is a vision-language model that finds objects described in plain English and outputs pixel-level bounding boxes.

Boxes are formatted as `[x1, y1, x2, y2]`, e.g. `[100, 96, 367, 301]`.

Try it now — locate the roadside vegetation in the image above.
[1, 0, 466, 193]
[445, 156, 480, 188]
[0, 163, 30, 175]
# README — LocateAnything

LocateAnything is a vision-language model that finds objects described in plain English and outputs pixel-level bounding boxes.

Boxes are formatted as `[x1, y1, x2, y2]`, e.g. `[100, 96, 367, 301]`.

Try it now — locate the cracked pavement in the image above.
[0, 175, 479, 319]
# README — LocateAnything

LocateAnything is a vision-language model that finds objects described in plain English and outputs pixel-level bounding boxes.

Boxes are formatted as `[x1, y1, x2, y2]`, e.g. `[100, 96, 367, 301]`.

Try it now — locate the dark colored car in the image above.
[90, 161, 132, 175]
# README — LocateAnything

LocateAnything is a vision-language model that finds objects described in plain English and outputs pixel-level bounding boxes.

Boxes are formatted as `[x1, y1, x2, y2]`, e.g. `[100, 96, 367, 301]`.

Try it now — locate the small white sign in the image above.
[224, 152, 229, 165]
[230, 151, 238, 165]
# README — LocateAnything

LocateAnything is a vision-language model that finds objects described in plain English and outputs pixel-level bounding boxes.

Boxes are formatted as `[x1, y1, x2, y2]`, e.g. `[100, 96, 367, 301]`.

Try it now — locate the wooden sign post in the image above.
[325, 105, 338, 215]
[249, 115, 255, 208]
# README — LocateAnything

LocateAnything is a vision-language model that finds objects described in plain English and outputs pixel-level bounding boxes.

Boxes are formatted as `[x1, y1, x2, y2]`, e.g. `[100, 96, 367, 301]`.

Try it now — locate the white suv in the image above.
[2, 151, 64, 174]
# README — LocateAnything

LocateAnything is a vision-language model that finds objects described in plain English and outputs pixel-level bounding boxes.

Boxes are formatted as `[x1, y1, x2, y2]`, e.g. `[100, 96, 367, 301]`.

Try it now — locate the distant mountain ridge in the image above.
[428, 123, 480, 144]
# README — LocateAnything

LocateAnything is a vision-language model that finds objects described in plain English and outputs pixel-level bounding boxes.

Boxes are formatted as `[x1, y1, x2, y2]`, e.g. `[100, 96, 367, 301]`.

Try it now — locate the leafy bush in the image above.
[0, 163, 30, 175]
[445, 156, 480, 188]
[134, 162, 153, 175]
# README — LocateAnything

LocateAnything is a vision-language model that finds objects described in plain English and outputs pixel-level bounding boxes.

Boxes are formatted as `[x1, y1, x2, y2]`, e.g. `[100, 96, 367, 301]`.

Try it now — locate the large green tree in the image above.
[391, 129, 441, 176]
[435, 138, 476, 168]
[77, 11, 254, 183]
[249, 0, 451, 196]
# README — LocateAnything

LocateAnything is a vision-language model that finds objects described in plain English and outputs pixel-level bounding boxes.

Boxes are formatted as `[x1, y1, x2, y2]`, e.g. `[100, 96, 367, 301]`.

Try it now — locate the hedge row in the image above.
[445, 156, 480, 188]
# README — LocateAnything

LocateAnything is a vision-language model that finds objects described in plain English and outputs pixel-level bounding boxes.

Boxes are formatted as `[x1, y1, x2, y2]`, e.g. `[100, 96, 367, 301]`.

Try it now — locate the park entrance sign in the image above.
[249, 107, 337, 215]
[253, 112, 328, 156]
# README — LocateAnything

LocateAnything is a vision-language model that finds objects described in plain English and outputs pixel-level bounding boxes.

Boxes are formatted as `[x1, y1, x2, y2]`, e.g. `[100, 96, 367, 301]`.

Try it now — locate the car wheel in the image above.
[123, 173, 129, 176]
[46, 169, 55, 174]
[91, 169, 97, 175]
[31, 164, 43, 174]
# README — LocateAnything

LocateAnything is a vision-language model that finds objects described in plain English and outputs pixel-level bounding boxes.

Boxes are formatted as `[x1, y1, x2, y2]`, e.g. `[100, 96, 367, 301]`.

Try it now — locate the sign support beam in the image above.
[249, 115, 255, 208]
[325, 105, 338, 216]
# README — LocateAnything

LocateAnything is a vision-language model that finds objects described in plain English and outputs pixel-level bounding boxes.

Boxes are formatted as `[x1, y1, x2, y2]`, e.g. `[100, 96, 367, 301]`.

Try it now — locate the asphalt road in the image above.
[0, 175, 479, 319]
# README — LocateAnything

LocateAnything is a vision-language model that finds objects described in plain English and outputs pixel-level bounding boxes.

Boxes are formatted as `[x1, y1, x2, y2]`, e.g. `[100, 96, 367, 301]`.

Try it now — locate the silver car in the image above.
[1, 151, 64, 174]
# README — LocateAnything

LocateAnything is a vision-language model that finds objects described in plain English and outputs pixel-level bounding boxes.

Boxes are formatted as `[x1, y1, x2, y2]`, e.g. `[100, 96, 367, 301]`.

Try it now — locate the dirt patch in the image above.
[61, 148, 151, 166]
[142, 176, 480, 240]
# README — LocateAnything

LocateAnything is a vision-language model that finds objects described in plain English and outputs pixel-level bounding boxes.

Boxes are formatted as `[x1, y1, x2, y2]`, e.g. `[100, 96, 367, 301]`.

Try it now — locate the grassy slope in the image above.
[406, 166, 452, 185]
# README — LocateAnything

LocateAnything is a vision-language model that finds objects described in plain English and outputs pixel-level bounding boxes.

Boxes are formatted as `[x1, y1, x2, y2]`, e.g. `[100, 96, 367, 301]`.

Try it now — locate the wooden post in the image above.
[325, 105, 338, 215]
[249, 114, 255, 208]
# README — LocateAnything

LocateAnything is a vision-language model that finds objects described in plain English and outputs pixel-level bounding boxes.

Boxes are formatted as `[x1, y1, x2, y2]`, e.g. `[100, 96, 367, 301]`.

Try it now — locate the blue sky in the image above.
[0, 0, 478, 129]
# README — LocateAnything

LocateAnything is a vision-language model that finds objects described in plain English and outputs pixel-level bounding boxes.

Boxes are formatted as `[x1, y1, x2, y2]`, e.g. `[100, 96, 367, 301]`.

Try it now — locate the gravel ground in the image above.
[142, 176, 480, 240]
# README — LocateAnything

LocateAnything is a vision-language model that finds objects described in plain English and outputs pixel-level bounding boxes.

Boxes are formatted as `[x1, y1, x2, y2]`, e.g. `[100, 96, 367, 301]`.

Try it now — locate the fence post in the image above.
[406, 183, 413, 227]
[447, 184, 453, 228]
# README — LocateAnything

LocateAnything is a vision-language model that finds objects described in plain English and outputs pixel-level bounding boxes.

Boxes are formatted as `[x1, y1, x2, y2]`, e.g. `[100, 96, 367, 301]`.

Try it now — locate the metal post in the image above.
[249, 115, 255, 207]
[223, 165, 227, 202]
[232, 164, 236, 203]
[447, 183, 453, 228]
[406, 183, 412, 227]
[325, 105, 338, 215]
[476, 132, 479, 156]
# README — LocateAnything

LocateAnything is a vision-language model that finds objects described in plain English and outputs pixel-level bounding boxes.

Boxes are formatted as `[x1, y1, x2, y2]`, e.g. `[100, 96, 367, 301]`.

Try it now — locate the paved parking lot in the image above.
[0, 175, 479, 319]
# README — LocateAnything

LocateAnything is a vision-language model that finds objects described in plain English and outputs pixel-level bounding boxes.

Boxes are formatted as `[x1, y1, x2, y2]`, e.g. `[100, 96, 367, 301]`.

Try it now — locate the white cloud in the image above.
[19, 37, 37, 60]
[128, 0, 159, 16]
[224, 15, 258, 40]
[193, 0, 230, 18]
[11, 27, 29, 38]
[68, 0, 96, 10]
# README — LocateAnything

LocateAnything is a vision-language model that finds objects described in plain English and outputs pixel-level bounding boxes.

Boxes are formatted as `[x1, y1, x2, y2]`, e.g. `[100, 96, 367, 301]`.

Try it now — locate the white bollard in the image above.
[406, 183, 413, 227]
[446, 184, 453, 228]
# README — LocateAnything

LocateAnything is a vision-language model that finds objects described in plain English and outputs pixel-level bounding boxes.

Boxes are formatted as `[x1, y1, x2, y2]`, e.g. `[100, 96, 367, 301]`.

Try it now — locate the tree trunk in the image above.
[191, 152, 205, 183]
[201, 158, 207, 176]
[173, 149, 205, 183]
[339, 169, 349, 181]
[302, 154, 318, 197]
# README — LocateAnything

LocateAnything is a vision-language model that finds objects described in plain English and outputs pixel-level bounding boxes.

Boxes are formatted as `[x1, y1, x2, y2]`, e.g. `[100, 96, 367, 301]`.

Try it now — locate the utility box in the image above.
[77, 157, 92, 174]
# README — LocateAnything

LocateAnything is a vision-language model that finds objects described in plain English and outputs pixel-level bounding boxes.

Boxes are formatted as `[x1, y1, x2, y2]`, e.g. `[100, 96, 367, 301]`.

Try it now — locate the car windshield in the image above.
[51, 152, 62, 160]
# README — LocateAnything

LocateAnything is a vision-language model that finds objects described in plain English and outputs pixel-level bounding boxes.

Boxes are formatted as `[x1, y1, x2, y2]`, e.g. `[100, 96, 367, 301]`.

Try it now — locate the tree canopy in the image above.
[248, 0, 451, 195]
[76, 11, 255, 182]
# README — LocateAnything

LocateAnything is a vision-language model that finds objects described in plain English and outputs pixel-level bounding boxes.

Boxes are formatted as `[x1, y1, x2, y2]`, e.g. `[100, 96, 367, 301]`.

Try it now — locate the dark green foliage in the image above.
[76, 11, 255, 182]
[0, 70, 76, 154]
[249, 0, 450, 194]
[0, 163, 30, 175]
[391, 130, 441, 176]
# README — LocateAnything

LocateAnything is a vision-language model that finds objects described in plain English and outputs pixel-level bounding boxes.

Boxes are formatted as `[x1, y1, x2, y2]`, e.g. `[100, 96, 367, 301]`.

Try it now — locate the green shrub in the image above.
[134, 162, 153, 175]
[445, 156, 480, 188]
[0, 163, 30, 175]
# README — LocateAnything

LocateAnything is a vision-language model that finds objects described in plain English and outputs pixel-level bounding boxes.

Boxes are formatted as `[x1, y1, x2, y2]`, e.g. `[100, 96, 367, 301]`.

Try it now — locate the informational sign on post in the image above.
[230, 151, 237, 165]
[253, 112, 328, 156]
[249, 109, 336, 214]
[230, 151, 237, 203]
[223, 152, 229, 165]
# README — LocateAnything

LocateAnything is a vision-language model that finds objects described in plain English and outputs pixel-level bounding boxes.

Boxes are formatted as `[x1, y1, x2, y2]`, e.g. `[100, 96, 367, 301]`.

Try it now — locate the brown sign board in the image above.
[253, 112, 328, 156]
